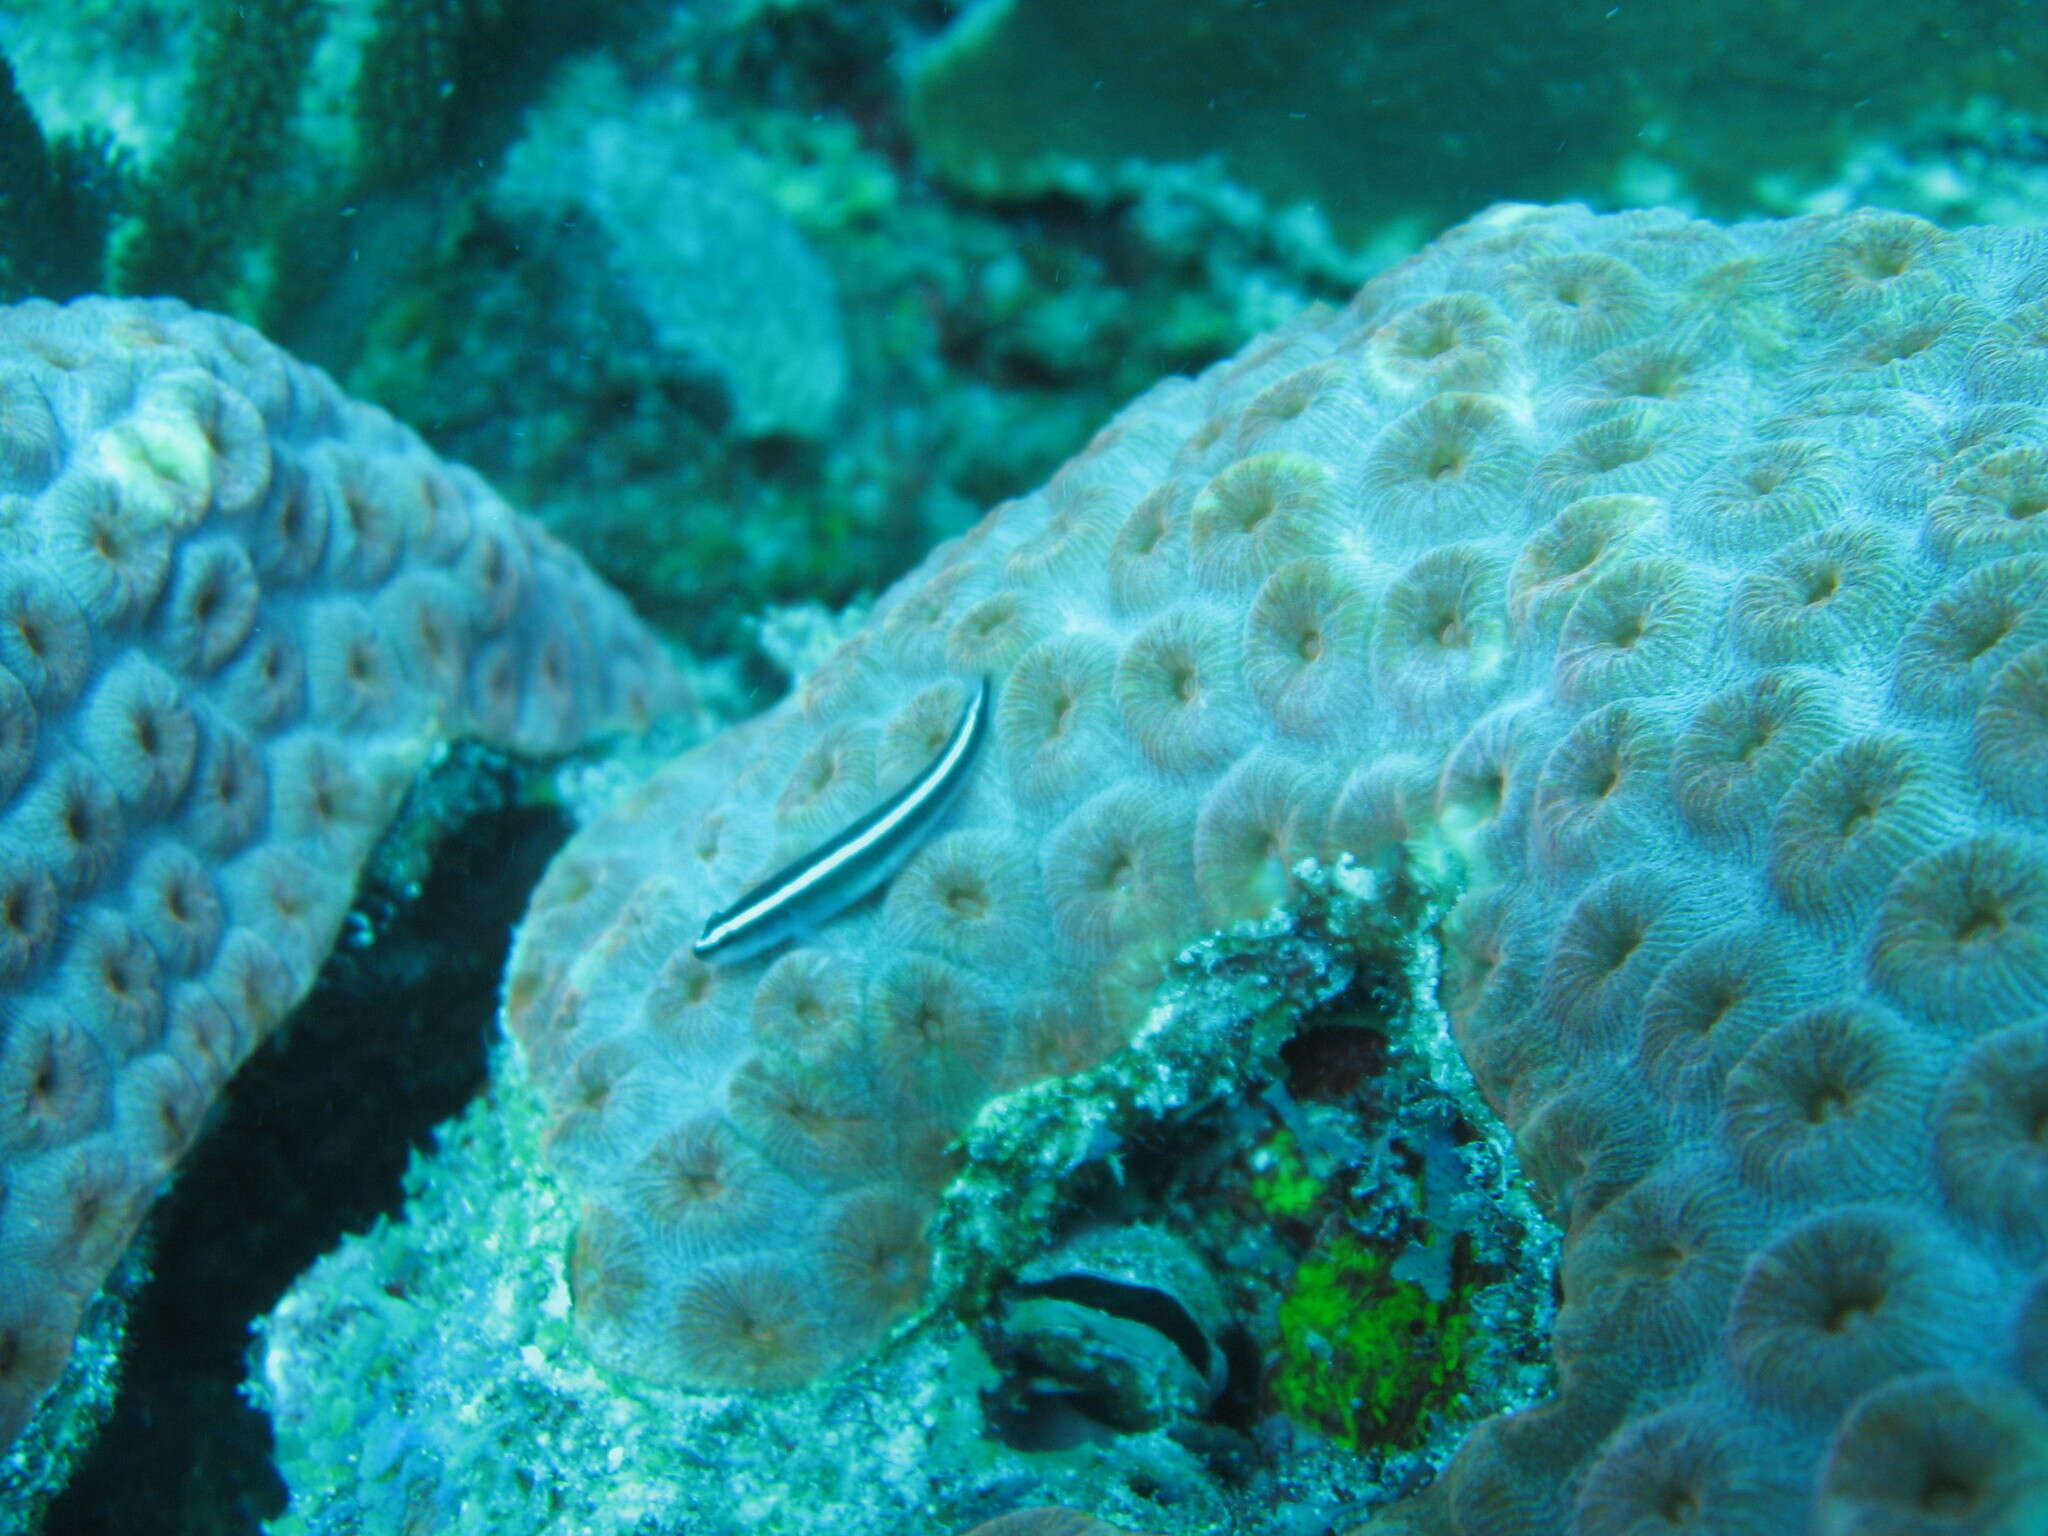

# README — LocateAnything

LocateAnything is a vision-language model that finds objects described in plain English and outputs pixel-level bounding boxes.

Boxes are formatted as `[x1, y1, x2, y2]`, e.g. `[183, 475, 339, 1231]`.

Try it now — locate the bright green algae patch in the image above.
[1246, 1128, 1325, 1222]
[1272, 1233, 1484, 1453]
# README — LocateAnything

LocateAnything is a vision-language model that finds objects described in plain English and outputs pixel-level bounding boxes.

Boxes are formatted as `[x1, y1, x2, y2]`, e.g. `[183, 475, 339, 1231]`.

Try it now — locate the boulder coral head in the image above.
[507, 202, 2048, 1529]
[0, 295, 686, 1451]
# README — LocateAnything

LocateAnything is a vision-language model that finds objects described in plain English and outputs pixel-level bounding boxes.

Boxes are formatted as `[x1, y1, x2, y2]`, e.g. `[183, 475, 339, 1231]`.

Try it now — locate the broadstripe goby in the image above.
[692, 674, 992, 964]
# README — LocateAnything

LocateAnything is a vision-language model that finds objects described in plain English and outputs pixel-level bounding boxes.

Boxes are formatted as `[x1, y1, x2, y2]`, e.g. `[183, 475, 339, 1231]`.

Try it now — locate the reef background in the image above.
[1, 0, 2045, 1531]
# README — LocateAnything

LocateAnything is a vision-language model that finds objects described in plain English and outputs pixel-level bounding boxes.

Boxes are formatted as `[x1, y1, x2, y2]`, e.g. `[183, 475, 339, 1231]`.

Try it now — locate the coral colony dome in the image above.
[0, 3, 2045, 1534]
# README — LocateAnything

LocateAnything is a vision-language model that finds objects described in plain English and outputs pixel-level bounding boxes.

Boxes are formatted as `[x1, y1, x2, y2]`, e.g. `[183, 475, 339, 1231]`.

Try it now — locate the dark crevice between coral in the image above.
[42, 750, 572, 1536]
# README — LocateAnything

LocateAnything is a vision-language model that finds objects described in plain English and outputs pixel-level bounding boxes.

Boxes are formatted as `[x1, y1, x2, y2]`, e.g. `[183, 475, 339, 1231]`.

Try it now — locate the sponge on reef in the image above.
[0, 295, 684, 1449]
[507, 202, 2048, 1528]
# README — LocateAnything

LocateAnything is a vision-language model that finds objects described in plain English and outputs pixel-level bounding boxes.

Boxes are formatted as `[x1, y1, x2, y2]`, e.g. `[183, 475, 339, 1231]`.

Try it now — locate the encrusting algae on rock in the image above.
[263, 201, 2048, 1534]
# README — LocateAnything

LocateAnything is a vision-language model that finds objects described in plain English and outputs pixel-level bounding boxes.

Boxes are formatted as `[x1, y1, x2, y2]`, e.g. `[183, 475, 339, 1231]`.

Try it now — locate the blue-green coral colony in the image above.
[329, 200, 2048, 1536]
[3, 2, 2048, 1535]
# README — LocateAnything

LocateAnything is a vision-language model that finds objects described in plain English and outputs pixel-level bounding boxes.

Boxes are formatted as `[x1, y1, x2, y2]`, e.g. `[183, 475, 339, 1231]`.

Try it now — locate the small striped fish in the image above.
[692, 675, 992, 964]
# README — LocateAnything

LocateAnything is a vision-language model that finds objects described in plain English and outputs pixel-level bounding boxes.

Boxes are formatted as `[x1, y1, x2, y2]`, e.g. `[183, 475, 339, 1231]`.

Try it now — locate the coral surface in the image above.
[496, 202, 2048, 1531]
[0, 293, 684, 1453]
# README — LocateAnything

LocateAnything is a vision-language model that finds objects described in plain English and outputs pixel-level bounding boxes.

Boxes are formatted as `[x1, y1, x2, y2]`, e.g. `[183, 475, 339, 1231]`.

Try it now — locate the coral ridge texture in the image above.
[505, 202, 2048, 1532]
[0, 292, 685, 1450]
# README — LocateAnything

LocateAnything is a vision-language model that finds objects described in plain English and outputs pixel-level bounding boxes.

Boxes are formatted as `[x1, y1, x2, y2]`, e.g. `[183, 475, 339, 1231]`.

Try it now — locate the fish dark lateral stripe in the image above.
[692, 675, 992, 963]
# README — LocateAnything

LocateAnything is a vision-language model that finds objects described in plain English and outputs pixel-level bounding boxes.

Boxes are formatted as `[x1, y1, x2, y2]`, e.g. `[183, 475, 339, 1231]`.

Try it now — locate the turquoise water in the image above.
[1, 2, 2044, 1533]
